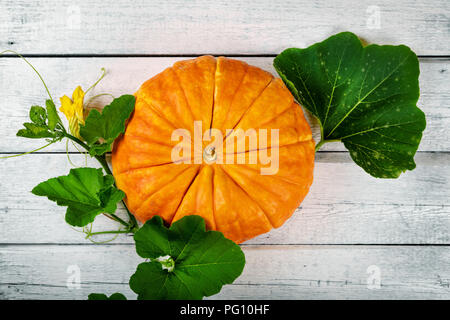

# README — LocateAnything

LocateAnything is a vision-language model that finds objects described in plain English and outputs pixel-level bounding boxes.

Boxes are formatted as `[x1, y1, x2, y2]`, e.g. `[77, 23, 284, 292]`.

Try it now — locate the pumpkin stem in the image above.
[203, 146, 217, 163]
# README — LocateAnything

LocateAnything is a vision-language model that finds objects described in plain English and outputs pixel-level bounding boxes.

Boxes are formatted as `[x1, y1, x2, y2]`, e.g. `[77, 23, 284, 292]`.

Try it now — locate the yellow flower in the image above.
[60, 86, 85, 139]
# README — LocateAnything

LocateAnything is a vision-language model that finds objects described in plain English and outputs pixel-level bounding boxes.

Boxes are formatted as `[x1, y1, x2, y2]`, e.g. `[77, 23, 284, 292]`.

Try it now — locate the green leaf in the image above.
[88, 143, 112, 157]
[80, 95, 135, 156]
[32, 167, 125, 227]
[17, 122, 55, 139]
[88, 293, 127, 300]
[45, 99, 63, 131]
[29, 106, 47, 126]
[274, 32, 426, 178]
[17, 105, 54, 138]
[129, 215, 246, 300]
[16, 102, 64, 139]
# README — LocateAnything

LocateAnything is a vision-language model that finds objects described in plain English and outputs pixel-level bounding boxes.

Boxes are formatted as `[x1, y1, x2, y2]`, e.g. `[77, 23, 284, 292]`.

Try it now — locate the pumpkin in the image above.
[111, 56, 315, 243]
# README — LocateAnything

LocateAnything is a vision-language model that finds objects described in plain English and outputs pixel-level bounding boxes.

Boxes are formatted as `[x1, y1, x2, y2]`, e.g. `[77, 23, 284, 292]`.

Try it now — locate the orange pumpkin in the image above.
[111, 56, 315, 243]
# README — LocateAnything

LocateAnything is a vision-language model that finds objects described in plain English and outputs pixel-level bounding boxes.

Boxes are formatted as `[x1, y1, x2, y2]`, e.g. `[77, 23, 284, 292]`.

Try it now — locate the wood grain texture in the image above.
[0, 57, 448, 152]
[0, 0, 449, 55]
[1, 153, 448, 245]
[1, 244, 449, 299]
[0, 0, 449, 301]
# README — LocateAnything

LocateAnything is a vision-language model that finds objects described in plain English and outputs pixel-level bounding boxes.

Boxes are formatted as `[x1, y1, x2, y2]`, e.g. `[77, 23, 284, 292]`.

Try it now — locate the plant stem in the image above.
[315, 140, 326, 152]
[87, 230, 131, 236]
[108, 213, 131, 228]
[315, 139, 340, 152]
[0, 141, 54, 159]
[64, 132, 138, 232]
[62, 133, 107, 170]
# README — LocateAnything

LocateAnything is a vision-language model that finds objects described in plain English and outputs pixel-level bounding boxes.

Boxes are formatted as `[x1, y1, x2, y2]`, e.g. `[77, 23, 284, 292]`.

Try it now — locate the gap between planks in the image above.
[1, 54, 449, 58]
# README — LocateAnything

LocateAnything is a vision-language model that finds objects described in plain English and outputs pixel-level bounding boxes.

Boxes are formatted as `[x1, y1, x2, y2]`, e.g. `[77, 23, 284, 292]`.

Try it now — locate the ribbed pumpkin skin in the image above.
[112, 56, 315, 243]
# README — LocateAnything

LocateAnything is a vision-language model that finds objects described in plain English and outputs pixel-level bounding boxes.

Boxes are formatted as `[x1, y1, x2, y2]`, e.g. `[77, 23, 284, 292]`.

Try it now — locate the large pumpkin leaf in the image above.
[274, 32, 426, 178]
[80, 94, 135, 156]
[129, 215, 245, 300]
[32, 167, 125, 226]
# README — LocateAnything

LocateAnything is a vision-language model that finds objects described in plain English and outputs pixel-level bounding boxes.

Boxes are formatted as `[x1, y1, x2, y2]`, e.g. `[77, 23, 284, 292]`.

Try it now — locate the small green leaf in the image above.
[46, 99, 63, 131]
[274, 32, 426, 178]
[129, 215, 245, 300]
[88, 293, 127, 300]
[29, 106, 47, 126]
[32, 167, 125, 227]
[17, 122, 55, 139]
[16, 102, 64, 139]
[80, 95, 135, 156]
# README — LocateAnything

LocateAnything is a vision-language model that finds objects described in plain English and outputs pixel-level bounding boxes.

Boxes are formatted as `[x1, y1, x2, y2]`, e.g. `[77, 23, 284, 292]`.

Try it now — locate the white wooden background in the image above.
[0, 0, 449, 300]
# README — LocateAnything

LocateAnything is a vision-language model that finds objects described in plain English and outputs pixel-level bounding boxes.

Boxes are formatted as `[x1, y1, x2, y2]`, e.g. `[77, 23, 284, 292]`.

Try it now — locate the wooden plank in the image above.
[0, 57, 448, 152]
[1, 153, 448, 244]
[1, 244, 449, 299]
[0, 0, 448, 303]
[0, 0, 449, 55]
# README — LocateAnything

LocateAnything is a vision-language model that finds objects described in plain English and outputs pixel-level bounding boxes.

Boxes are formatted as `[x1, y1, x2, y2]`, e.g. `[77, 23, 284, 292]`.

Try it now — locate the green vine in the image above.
[0, 51, 137, 236]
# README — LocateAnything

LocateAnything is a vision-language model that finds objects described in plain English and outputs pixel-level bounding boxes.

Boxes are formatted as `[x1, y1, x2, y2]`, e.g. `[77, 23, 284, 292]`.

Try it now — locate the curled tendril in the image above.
[85, 230, 121, 244]
[85, 93, 115, 110]
[82, 221, 127, 244]
[0, 50, 59, 159]
[65, 139, 78, 167]
[1, 51, 134, 240]
[65, 138, 89, 167]
[85, 67, 107, 95]
[0, 50, 54, 102]
[69, 219, 129, 244]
